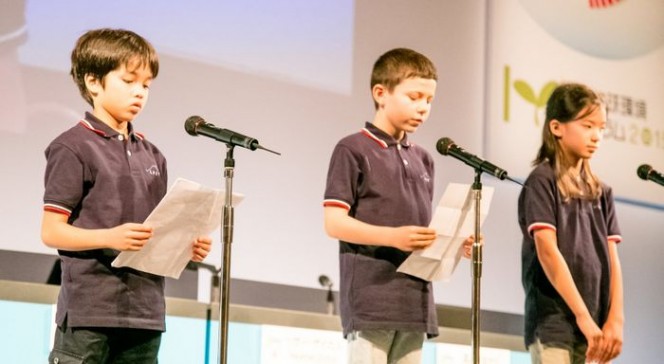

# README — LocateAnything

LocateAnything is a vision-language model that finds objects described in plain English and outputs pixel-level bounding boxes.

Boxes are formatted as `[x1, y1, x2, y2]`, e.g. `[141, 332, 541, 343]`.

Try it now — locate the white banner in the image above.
[486, 0, 664, 208]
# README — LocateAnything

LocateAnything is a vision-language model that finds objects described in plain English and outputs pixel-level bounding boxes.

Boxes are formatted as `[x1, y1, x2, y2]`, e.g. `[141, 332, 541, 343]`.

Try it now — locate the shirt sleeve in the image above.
[602, 186, 622, 243]
[43, 142, 85, 216]
[522, 169, 558, 236]
[323, 143, 359, 211]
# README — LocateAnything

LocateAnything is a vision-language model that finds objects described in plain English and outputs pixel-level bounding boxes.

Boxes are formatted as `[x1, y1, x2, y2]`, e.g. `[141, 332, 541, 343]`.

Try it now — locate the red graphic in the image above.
[589, 0, 621, 8]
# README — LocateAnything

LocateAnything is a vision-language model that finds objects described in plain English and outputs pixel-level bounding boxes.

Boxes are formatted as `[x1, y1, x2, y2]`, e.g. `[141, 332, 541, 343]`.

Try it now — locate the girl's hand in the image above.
[599, 318, 623, 362]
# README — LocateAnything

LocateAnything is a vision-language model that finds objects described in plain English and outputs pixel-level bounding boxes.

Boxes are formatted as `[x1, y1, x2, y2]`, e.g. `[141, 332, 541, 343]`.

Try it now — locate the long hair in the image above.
[535, 83, 603, 200]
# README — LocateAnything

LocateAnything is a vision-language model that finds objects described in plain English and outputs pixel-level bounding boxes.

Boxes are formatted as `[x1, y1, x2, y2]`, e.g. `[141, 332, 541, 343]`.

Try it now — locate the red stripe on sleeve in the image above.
[323, 200, 351, 211]
[44, 205, 72, 217]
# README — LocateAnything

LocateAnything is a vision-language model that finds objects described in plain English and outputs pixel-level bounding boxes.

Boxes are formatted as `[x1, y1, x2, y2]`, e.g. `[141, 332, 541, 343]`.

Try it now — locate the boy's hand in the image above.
[462, 234, 484, 259]
[107, 223, 153, 251]
[192, 236, 212, 262]
[392, 226, 436, 252]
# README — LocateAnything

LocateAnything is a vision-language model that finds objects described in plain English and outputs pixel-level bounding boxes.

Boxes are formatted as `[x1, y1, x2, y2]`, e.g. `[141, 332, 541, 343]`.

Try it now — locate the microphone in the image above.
[436, 137, 510, 181]
[318, 274, 332, 288]
[637, 164, 664, 186]
[184, 116, 280, 155]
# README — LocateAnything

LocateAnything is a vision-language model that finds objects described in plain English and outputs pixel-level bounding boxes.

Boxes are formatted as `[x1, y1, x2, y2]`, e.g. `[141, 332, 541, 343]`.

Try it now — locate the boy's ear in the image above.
[549, 119, 563, 137]
[372, 84, 386, 108]
[84, 74, 102, 98]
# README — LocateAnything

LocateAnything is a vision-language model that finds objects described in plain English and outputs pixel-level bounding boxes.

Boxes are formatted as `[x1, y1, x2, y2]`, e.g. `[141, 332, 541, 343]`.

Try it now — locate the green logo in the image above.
[503, 65, 557, 126]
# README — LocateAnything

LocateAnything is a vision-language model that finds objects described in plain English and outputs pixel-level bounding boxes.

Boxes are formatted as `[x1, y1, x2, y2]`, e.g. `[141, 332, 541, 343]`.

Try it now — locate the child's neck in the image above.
[372, 115, 404, 142]
[92, 110, 129, 138]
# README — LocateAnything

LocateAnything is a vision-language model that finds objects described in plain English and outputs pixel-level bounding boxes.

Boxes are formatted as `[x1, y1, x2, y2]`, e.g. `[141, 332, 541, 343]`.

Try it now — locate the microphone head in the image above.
[637, 164, 652, 180]
[184, 115, 205, 136]
[318, 275, 332, 288]
[436, 137, 455, 155]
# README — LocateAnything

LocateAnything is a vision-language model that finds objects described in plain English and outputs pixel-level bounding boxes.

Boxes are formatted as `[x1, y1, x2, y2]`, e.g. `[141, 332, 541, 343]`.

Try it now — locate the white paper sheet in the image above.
[397, 183, 493, 282]
[111, 178, 243, 278]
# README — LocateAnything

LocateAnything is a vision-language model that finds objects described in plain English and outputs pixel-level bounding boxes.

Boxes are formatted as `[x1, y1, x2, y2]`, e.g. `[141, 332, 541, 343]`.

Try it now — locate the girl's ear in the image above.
[372, 84, 387, 109]
[549, 119, 563, 138]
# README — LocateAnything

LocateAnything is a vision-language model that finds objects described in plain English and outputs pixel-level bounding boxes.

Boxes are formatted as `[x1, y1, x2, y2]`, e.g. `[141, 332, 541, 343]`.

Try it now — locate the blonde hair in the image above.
[535, 83, 603, 200]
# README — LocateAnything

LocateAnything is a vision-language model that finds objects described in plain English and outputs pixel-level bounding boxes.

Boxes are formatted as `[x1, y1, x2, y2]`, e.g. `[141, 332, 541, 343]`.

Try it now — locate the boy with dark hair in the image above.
[323, 48, 473, 363]
[41, 28, 211, 363]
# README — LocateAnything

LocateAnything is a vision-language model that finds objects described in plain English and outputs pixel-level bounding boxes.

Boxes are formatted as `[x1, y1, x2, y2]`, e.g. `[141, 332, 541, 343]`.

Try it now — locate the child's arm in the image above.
[600, 239, 624, 362]
[324, 206, 435, 252]
[533, 228, 607, 362]
[41, 210, 153, 251]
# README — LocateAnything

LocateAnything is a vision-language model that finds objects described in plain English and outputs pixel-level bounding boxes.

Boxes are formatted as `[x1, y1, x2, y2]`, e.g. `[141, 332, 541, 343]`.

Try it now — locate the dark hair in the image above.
[70, 28, 159, 106]
[535, 83, 603, 200]
[370, 48, 437, 109]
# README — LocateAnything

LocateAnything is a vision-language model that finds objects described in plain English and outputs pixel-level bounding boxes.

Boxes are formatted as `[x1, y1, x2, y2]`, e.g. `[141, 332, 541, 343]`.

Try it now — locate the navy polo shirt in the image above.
[323, 122, 438, 338]
[43, 112, 168, 330]
[518, 162, 622, 347]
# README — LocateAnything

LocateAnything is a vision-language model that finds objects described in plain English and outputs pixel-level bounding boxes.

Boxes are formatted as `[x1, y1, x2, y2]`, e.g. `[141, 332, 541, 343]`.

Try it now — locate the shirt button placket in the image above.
[119, 135, 132, 158]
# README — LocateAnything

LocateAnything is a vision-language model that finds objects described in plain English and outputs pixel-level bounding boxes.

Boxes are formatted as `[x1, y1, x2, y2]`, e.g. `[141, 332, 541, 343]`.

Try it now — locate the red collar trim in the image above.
[78, 119, 107, 137]
[79, 119, 145, 140]
[361, 128, 388, 149]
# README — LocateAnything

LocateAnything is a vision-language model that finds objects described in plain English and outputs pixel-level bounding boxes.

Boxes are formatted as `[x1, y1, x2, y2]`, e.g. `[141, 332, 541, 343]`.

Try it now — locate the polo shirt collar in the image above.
[80, 112, 144, 141]
[362, 122, 411, 149]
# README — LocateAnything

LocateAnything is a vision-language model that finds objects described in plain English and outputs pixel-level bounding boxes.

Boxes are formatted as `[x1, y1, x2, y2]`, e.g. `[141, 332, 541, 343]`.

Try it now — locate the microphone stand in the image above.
[218, 145, 235, 364]
[470, 169, 482, 364]
[206, 273, 219, 364]
[326, 285, 335, 315]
